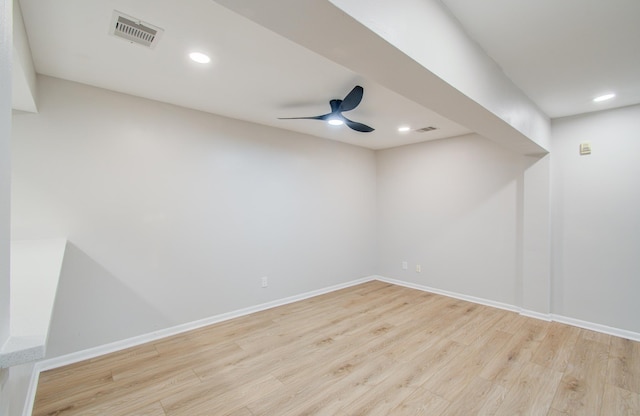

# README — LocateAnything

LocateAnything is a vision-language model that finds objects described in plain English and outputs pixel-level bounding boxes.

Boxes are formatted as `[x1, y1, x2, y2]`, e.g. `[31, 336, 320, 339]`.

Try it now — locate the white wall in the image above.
[551, 105, 640, 333]
[376, 134, 525, 305]
[10, 79, 640, 367]
[0, 0, 12, 413]
[521, 155, 551, 315]
[11, 0, 36, 113]
[11, 76, 377, 357]
[0, 0, 12, 351]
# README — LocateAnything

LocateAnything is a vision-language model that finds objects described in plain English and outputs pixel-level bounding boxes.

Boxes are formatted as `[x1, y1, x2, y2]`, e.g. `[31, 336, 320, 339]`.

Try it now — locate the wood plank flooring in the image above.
[32, 281, 640, 415]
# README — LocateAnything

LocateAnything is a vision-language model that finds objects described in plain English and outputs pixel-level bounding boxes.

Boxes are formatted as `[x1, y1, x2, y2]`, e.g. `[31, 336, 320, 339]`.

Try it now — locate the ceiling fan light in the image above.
[328, 118, 344, 126]
[398, 126, 411, 132]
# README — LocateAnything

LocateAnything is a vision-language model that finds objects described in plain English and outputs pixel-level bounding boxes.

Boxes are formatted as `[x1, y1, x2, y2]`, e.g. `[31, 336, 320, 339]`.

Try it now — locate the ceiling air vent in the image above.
[416, 126, 438, 133]
[110, 11, 163, 48]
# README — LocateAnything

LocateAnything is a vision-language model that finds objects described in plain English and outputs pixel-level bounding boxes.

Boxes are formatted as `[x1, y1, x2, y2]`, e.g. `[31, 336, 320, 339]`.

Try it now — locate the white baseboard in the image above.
[373, 275, 521, 314]
[375, 276, 639, 340]
[24, 275, 376, 416]
[23, 274, 640, 416]
[552, 314, 640, 342]
[37, 275, 376, 372]
[520, 309, 553, 322]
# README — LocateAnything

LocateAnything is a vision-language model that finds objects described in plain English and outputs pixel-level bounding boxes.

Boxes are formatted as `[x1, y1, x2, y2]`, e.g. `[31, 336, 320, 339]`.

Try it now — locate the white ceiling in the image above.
[15, 0, 471, 150]
[441, 0, 640, 118]
[14, 0, 640, 149]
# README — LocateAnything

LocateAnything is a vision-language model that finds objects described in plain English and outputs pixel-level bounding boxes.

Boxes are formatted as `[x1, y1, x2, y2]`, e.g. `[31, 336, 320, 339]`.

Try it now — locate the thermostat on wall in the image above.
[580, 142, 592, 155]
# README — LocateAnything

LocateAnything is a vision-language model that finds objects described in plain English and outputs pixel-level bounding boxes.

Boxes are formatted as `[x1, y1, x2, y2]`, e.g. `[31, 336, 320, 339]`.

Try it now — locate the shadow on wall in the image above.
[46, 243, 173, 358]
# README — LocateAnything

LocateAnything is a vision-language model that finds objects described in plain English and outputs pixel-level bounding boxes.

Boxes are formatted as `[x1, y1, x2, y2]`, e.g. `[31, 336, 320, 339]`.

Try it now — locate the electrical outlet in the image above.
[416, 264, 421, 273]
[261, 276, 268, 288]
[402, 261, 408, 270]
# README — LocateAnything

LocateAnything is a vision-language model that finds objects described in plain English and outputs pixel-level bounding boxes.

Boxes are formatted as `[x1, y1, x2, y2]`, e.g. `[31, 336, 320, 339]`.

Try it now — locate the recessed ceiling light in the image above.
[189, 52, 211, 64]
[328, 118, 344, 126]
[593, 93, 615, 103]
[398, 126, 411, 132]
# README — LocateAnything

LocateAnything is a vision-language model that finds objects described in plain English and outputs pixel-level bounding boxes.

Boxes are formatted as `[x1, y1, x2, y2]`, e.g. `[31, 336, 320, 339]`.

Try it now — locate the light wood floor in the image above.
[33, 281, 640, 415]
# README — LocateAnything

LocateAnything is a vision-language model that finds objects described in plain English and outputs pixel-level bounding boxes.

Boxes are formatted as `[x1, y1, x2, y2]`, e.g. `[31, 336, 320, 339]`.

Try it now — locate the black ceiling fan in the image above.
[279, 85, 375, 133]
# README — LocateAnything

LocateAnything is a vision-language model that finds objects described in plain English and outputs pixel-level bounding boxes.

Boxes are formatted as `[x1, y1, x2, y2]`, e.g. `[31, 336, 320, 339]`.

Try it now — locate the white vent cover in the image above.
[110, 11, 163, 48]
[416, 126, 438, 133]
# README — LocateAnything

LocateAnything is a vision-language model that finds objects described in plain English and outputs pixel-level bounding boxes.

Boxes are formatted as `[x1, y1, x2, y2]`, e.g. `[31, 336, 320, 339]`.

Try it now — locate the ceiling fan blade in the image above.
[339, 85, 364, 112]
[278, 114, 330, 121]
[344, 117, 375, 133]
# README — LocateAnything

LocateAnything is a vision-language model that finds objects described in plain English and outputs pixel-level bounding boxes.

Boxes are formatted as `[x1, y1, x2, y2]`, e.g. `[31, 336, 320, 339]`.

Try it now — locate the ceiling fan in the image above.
[279, 85, 375, 133]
